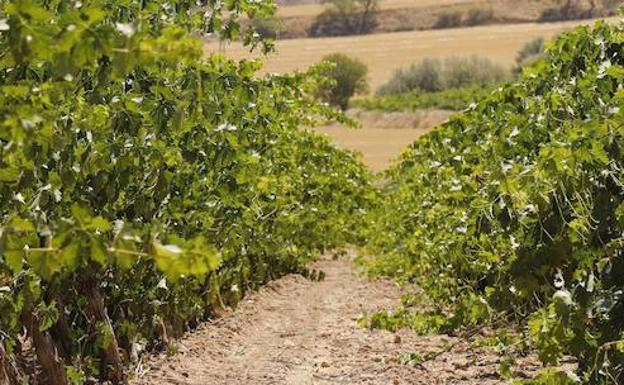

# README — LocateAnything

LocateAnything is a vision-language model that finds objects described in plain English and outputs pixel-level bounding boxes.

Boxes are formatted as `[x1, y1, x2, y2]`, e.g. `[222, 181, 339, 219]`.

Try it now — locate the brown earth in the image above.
[131, 257, 545, 385]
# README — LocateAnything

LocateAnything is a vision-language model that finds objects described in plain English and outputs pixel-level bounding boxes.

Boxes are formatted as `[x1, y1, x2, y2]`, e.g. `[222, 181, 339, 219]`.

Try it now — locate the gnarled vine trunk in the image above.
[49, 298, 72, 361]
[83, 277, 125, 384]
[31, 312, 69, 385]
[0, 339, 20, 385]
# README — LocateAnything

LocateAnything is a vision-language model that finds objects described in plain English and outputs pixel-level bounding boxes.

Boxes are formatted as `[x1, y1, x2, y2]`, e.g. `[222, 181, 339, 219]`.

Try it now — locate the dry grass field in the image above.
[311, 110, 452, 171]
[206, 18, 608, 90]
[312, 126, 427, 172]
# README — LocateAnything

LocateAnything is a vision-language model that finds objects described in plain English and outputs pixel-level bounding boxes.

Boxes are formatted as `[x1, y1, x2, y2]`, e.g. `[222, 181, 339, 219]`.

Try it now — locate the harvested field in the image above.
[311, 109, 452, 172]
[277, 0, 482, 18]
[206, 18, 610, 90]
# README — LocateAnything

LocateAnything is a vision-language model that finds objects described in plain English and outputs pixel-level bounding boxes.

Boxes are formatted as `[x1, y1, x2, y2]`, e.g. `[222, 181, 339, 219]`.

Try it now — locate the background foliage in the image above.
[376, 56, 508, 96]
[352, 84, 494, 112]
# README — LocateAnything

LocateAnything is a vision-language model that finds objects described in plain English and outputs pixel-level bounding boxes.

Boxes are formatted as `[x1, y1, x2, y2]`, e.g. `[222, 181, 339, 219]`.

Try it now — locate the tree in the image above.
[310, 0, 380, 37]
[539, 0, 609, 21]
[316, 53, 369, 110]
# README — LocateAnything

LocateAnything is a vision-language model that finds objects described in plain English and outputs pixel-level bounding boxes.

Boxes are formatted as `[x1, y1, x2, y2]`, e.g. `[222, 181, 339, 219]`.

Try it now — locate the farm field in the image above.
[311, 109, 452, 171]
[277, 0, 482, 18]
[312, 126, 428, 172]
[206, 18, 611, 90]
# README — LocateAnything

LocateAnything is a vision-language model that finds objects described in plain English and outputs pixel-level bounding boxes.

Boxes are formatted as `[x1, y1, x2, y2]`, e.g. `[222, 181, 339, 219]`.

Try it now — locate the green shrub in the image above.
[364, 19, 624, 383]
[377, 56, 508, 96]
[0, 1, 374, 383]
[353, 85, 493, 112]
[539, 0, 598, 21]
[316, 53, 369, 110]
[443, 56, 507, 89]
[377, 58, 443, 95]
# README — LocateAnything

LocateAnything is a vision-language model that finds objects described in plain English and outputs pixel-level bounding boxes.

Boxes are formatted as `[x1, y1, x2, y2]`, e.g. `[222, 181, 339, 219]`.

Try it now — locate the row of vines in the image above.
[4, 0, 624, 384]
[363, 18, 624, 385]
[0, 0, 374, 384]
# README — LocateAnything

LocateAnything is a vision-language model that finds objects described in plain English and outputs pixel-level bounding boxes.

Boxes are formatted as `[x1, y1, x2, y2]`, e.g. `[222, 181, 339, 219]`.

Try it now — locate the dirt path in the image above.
[132, 258, 541, 385]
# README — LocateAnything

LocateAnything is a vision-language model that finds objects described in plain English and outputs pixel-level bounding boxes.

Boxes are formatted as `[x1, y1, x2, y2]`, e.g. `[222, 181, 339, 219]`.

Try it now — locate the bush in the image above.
[316, 53, 369, 110]
[434, 10, 463, 29]
[444, 56, 507, 88]
[464, 7, 495, 26]
[516, 37, 545, 64]
[434, 7, 495, 29]
[377, 56, 508, 96]
[377, 58, 444, 95]
[0, 1, 374, 383]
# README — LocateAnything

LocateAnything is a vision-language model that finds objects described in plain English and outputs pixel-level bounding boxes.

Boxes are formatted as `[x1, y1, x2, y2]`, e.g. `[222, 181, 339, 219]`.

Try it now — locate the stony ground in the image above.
[131, 258, 543, 385]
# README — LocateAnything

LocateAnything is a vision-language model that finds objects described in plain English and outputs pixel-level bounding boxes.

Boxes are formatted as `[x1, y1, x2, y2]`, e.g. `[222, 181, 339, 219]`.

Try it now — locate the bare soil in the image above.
[131, 257, 543, 385]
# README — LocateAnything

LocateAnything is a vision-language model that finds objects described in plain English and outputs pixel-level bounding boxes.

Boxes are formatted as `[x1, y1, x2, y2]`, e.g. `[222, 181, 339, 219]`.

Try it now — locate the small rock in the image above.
[321, 361, 330, 368]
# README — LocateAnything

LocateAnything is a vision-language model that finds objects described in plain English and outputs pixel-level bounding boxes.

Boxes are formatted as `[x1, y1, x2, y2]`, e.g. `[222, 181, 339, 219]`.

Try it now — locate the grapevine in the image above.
[364, 19, 624, 384]
[0, 0, 373, 383]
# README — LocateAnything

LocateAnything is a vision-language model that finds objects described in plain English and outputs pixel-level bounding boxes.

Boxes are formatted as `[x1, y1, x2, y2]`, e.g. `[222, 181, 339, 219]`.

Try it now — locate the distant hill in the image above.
[271, 0, 622, 39]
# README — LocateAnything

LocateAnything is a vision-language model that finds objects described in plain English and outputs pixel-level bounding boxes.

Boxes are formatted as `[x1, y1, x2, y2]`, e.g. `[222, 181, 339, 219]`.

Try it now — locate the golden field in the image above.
[310, 109, 452, 171]
[277, 0, 482, 18]
[312, 126, 429, 172]
[206, 18, 609, 90]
